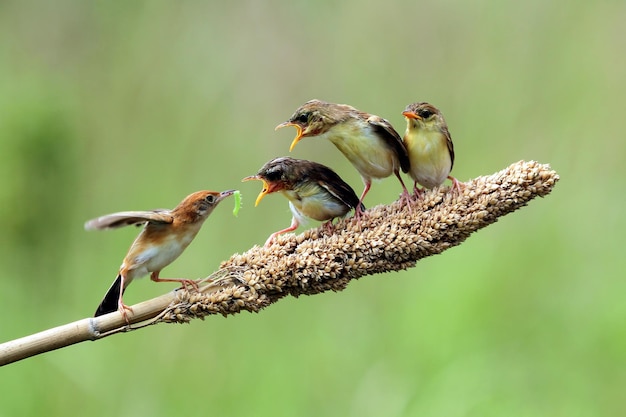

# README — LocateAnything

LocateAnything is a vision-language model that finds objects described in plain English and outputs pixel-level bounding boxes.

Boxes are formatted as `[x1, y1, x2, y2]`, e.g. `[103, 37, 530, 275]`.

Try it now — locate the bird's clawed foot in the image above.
[150, 273, 200, 292]
[322, 220, 335, 234]
[353, 205, 369, 231]
[264, 234, 277, 247]
[118, 301, 133, 324]
[263, 218, 300, 247]
[178, 279, 200, 292]
[449, 176, 464, 194]
[412, 184, 423, 200]
[394, 172, 412, 211]
[399, 188, 413, 212]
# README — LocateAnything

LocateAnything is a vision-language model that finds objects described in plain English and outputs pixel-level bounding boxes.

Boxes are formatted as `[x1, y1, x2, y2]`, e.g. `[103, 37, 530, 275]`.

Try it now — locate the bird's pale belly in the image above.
[407, 134, 452, 189]
[123, 234, 195, 279]
[411, 155, 451, 188]
[285, 191, 348, 221]
[327, 131, 396, 180]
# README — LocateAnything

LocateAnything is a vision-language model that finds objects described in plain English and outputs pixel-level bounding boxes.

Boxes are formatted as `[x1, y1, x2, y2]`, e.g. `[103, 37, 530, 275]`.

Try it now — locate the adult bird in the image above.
[85, 189, 235, 321]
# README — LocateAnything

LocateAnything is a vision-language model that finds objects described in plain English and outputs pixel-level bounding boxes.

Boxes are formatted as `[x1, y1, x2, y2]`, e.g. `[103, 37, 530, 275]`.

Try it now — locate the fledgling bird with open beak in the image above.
[275, 99, 412, 212]
[85, 189, 235, 321]
[402, 102, 462, 195]
[243, 157, 363, 246]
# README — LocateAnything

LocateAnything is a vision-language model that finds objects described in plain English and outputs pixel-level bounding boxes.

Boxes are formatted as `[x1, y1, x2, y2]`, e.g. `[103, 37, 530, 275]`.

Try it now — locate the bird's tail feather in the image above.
[94, 274, 124, 317]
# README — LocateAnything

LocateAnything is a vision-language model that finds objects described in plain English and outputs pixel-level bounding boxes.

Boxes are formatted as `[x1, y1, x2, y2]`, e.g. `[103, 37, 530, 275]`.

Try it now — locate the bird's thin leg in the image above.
[322, 220, 335, 234]
[117, 275, 132, 324]
[394, 170, 412, 211]
[412, 181, 423, 200]
[449, 176, 464, 194]
[351, 181, 372, 233]
[150, 271, 200, 292]
[265, 216, 300, 247]
[355, 181, 371, 221]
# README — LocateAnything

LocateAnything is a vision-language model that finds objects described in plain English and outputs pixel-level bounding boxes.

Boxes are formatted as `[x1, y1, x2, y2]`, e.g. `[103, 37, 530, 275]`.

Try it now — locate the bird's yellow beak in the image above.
[402, 111, 421, 120]
[242, 175, 272, 206]
[275, 121, 304, 152]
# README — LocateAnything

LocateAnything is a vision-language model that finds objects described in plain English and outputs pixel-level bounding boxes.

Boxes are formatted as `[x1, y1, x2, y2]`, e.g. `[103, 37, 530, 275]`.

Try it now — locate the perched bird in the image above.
[275, 99, 411, 211]
[85, 189, 235, 321]
[402, 102, 462, 195]
[243, 157, 363, 246]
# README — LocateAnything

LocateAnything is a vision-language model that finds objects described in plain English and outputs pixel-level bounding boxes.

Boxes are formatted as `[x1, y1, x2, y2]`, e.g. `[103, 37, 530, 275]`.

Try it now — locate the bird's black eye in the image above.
[265, 168, 282, 182]
[418, 109, 433, 119]
[295, 112, 309, 123]
[205, 195, 216, 204]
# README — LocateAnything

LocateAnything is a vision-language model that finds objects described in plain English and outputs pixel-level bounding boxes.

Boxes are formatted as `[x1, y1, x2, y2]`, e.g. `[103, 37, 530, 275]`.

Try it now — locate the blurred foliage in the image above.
[0, 0, 624, 416]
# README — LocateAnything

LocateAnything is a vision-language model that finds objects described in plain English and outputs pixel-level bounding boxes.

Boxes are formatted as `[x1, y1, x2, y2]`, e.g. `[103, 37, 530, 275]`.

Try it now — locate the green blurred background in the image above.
[0, 0, 623, 415]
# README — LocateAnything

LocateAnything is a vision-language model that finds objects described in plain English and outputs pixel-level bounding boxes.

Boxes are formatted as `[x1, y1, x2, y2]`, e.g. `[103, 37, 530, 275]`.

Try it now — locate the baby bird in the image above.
[243, 157, 363, 246]
[402, 102, 462, 195]
[85, 190, 235, 321]
[276, 99, 411, 211]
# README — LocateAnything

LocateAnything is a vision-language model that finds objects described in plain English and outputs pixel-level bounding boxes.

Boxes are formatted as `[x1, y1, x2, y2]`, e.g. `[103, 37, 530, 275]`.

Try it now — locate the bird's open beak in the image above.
[242, 175, 274, 206]
[402, 111, 421, 120]
[275, 121, 304, 152]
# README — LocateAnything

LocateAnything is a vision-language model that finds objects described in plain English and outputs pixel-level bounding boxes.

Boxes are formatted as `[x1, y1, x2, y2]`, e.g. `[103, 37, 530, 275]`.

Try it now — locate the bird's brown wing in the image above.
[313, 167, 362, 210]
[442, 124, 455, 170]
[366, 115, 411, 173]
[84, 210, 173, 230]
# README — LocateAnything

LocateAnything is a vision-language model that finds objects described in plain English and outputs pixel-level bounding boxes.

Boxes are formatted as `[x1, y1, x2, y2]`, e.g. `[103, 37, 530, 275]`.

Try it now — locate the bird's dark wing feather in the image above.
[313, 168, 362, 210]
[367, 115, 411, 173]
[84, 210, 173, 230]
[443, 125, 455, 170]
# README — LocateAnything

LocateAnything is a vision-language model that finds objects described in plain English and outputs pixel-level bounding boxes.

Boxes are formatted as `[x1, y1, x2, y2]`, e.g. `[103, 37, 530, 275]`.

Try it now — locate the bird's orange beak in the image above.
[275, 121, 304, 152]
[402, 111, 421, 120]
[242, 175, 276, 206]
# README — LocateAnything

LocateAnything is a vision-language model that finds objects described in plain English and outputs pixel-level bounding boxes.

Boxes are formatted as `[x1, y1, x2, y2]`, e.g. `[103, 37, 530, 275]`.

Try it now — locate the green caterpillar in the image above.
[232, 190, 242, 217]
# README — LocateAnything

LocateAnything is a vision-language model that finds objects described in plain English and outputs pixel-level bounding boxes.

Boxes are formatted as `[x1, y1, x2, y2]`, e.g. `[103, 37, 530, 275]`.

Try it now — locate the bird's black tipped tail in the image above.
[94, 274, 124, 317]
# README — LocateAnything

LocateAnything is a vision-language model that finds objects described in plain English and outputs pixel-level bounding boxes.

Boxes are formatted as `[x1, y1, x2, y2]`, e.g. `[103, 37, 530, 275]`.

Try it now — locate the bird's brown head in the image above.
[242, 157, 301, 206]
[402, 102, 447, 133]
[174, 190, 235, 222]
[275, 99, 350, 151]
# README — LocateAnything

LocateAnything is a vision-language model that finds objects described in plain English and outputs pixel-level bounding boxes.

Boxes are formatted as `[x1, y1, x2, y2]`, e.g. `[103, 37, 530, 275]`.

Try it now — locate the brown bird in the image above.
[243, 157, 363, 246]
[275, 99, 411, 211]
[402, 102, 462, 195]
[85, 190, 235, 321]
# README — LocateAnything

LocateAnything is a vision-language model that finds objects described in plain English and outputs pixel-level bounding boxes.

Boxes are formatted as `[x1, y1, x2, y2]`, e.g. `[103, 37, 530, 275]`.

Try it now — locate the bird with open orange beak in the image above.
[401, 102, 462, 196]
[275, 99, 411, 212]
[243, 157, 363, 246]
